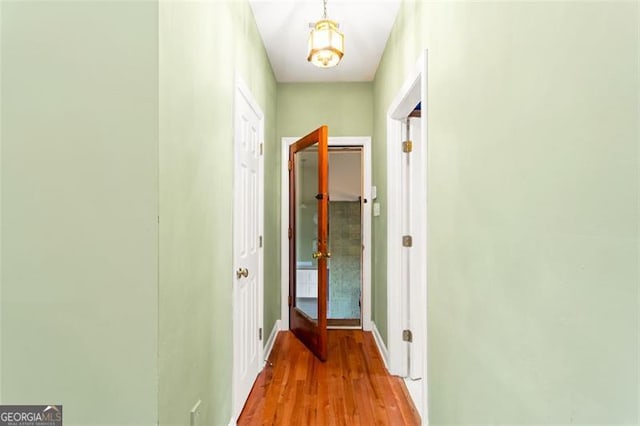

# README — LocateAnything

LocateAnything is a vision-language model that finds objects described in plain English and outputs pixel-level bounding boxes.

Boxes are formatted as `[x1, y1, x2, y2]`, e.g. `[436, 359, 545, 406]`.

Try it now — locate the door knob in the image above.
[236, 268, 249, 279]
[312, 251, 332, 259]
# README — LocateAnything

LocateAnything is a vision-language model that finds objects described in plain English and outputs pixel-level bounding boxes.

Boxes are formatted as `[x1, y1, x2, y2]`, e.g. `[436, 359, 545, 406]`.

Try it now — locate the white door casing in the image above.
[386, 50, 428, 420]
[232, 76, 264, 420]
[399, 116, 424, 381]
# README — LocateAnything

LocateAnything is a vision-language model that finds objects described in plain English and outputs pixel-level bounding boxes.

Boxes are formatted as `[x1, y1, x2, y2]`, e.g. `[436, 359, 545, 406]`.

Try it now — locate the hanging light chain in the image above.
[323, 0, 328, 19]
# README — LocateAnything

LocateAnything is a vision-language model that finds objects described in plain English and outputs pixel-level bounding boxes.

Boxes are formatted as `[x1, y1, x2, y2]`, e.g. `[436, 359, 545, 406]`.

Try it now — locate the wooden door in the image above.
[288, 126, 329, 361]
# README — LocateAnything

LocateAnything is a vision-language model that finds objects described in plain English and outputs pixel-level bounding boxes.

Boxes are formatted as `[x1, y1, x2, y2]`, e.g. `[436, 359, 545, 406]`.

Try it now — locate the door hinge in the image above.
[402, 140, 413, 153]
[288, 227, 292, 239]
[259, 328, 263, 340]
[259, 235, 263, 248]
[288, 295, 292, 306]
[403, 329, 413, 342]
[402, 235, 413, 247]
[288, 160, 292, 171]
[260, 143, 263, 156]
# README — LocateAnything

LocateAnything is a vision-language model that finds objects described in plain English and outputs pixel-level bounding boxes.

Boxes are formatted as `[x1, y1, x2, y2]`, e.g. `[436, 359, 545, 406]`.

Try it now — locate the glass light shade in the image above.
[307, 19, 344, 68]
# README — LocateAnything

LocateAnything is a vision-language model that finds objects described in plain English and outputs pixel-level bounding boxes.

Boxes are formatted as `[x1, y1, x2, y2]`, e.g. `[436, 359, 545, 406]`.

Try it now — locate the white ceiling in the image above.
[248, 0, 401, 83]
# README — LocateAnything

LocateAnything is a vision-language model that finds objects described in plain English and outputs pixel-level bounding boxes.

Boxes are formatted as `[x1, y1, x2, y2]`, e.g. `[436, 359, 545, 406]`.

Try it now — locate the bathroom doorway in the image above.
[293, 146, 363, 327]
[281, 136, 372, 333]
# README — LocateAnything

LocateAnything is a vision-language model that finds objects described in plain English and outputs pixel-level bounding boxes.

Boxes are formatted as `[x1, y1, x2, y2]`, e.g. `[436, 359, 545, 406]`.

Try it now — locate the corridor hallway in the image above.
[238, 330, 420, 425]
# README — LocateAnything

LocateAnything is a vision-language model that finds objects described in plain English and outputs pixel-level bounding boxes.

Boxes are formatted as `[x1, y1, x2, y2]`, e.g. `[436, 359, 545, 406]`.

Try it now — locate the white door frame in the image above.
[232, 75, 264, 421]
[281, 136, 372, 331]
[386, 50, 428, 421]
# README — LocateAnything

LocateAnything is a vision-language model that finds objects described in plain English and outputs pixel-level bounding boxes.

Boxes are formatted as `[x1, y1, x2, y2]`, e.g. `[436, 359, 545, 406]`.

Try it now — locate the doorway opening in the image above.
[294, 147, 364, 327]
[326, 147, 363, 327]
[282, 137, 372, 334]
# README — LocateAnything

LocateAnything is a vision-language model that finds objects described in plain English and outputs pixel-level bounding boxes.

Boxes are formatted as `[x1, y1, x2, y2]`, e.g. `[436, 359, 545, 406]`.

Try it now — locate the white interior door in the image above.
[232, 78, 264, 419]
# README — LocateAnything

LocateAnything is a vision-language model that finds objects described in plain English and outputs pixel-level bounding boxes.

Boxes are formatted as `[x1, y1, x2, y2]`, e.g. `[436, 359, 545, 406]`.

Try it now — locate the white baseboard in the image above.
[263, 319, 281, 363]
[371, 321, 389, 369]
[404, 377, 424, 419]
[231, 321, 281, 426]
[362, 318, 373, 332]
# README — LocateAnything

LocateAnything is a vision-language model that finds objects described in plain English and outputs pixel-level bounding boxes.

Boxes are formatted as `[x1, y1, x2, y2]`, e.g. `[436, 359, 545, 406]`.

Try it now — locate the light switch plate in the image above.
[373, 202, 381, 217]
[371, 185, 377, 200]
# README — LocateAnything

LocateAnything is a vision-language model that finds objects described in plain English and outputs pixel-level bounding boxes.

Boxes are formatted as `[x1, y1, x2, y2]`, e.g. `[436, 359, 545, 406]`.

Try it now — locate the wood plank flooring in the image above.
[238, 330, 421, 425]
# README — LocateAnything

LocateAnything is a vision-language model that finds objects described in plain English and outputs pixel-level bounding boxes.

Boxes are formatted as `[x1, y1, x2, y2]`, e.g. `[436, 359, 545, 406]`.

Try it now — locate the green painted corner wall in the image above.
[276, 82, 374, 331]
[158, 1, 277, 425]
[0, 1, 278, 424]
[1, 2, 159, 424]
[374, 0, 639, 424]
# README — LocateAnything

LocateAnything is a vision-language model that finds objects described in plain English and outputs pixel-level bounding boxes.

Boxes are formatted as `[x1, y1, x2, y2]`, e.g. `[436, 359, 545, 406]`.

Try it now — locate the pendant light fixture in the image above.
[307, 0, 344, 68]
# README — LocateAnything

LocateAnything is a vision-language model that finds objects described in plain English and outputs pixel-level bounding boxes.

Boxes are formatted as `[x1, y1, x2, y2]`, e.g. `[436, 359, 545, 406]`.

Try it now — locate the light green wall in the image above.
[0, 1, 278, 425]
[374, 1, 639, 423]
[2, 0, 636, 424]
[158, 1, 277, 425]
[1, 2, 159, 424]
[277, 82, 373, 138]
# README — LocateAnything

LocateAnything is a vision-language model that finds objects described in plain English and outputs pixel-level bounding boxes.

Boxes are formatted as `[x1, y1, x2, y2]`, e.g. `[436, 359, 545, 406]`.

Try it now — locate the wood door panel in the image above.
[288, 125, 329, 361]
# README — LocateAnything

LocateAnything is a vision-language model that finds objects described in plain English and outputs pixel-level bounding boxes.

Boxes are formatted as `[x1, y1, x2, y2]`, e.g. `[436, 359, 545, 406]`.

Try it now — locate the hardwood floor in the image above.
[238, 330, 421, 425]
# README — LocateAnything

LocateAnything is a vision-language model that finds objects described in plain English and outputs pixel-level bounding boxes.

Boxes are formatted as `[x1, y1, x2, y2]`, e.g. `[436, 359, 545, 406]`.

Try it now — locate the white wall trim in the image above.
[228, 417, 237, 426]
[386, 50, 429, 424]
[281, 136, 373, 331]
[371, 321, 389, 369]
[385, 116, 404, 376]
[404, 377, 424, 419]
[263, 319, 281, 363]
